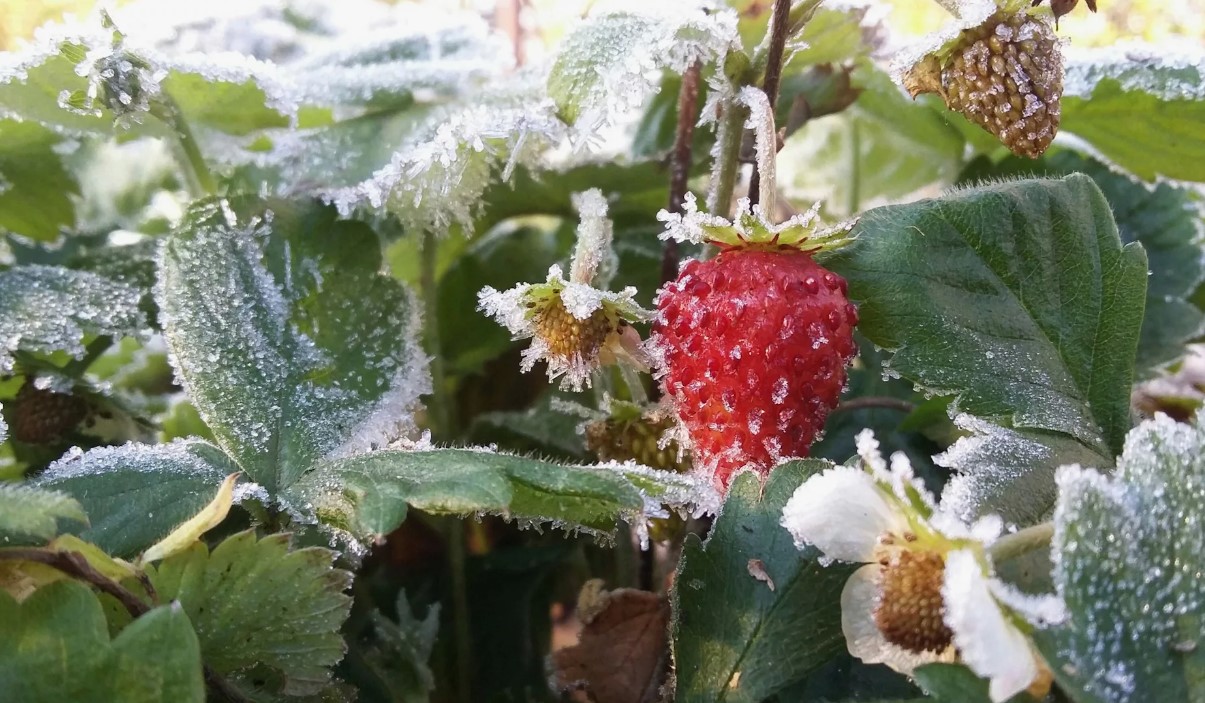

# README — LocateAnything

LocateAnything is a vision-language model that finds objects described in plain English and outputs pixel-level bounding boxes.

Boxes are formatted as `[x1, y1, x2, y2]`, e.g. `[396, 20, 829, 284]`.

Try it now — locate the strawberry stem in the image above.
[663, 61, 703, 285]
[748, 0, 790, 209]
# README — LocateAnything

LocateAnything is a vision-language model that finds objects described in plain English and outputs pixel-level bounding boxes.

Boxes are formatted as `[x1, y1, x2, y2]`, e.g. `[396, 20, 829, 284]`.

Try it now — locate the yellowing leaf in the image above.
[49, 535, 139, 582]
[139, 472, 238, 564]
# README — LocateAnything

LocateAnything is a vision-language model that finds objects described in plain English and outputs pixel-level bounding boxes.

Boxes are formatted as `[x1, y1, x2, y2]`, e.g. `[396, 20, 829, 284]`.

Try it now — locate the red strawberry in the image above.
[653, 247, 857, 488]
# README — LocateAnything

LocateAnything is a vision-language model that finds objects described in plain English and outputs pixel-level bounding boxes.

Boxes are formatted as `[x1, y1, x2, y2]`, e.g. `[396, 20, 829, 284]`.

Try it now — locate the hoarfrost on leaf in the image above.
[34, 438, 240, 556]
[937, 413, 1109, 525]
[1043, 409, 1205, 702]
[0, 265, 146, 374]
[157, 197, 429, 495]
[547, 6, 738, 142]
[320, 100, 562, 235]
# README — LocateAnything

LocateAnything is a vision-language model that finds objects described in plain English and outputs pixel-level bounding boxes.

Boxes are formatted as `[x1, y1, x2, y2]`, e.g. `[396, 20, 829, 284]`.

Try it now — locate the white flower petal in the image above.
[781, 466, 910, 563]
[841, 564, 946, 674]
[942, 549, 1040, 703]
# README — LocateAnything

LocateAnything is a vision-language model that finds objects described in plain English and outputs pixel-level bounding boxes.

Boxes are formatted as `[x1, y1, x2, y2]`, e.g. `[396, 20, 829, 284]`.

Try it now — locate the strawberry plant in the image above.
[0, 0, 1202, 702]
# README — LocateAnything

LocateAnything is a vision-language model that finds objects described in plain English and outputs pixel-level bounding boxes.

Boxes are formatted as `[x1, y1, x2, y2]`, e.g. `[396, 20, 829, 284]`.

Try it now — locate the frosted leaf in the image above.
[319, 100, 563, 235]
[0, 265, 146, 374]
[548, 6, 738, 142]
[0, 483, 87, 543]
[1062, 43, 1205, 103]
[34, 438, 239, 556]
[157, 198, 429, 495]
[736, 86, 777, 210]
[1044, 410, 1205, 701]
[286, 447, 698, 543]
[937, 414, 1110, 525]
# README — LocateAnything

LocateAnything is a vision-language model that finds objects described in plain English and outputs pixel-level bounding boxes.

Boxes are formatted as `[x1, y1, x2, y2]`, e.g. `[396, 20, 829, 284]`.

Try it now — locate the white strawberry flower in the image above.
[780, 429, 1060, 702]
[477, 189, 651, 391]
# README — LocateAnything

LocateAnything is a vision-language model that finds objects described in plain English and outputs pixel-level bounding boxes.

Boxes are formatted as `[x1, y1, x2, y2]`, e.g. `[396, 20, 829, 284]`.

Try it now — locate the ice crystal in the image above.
[938, 413, 1105, 525]
[1050, 410, 1205, 702]
[321, 101, 562, 234]
[39, 437, 231, 482]
[157, 200, 430, 490]
[0, 265, 146, 374]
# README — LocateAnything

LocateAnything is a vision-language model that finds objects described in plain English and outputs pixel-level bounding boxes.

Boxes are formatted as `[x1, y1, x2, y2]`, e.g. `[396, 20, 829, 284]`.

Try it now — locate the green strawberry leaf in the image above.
[352, 591, 440, 702]
[0, 483, 87, 544]
[286, 448, 714, 543]
[0, 580, 204, 703]
[1036, 410, 1205, 702]
[1062, 49, 1205, 182]
[0, 32, 289, 137]
[147, 530, 353, 697]
[0, 264, 145, 375]
[935, 417, 1109, 525]
[158, 197, 428, 495]
[34, 438, 238, 557]
[0, 120, 78, 242]
[673, 461, 856, 703]
[958, 151, 1205, 376]
[824, 175, 1147, 458]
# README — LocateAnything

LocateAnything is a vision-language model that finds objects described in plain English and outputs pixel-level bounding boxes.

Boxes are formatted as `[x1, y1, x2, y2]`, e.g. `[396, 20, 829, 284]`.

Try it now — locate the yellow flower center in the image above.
[873, 549, 953, 655]
[532, 297, 616, 360]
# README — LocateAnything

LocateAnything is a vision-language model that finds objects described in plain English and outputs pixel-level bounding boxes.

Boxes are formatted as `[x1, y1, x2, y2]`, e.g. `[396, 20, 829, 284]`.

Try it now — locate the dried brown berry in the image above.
[939, 12, 1063, 158]
[532, 297, 617, 361]
[584, 412, 687, 473]
[873, 550, 953, 655]
[11, 382, 87, 444]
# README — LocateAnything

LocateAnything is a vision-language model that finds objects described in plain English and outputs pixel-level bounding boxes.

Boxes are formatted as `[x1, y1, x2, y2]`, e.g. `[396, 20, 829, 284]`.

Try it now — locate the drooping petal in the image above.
[781, 465, 910, 563]
[841, 564, 947, 674]
[942, 549, 1040, 702]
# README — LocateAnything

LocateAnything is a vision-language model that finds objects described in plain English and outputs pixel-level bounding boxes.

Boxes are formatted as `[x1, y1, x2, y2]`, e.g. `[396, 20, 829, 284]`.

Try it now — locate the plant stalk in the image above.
[420, 229, 453, 440]
[989, 522, 1055, 563]
[447, 519, 473, 703]
[747, 0, 791, 208]
[708, 103, 749, 218]
[152, 95, 217, 197]
[662, 61, 703, 285]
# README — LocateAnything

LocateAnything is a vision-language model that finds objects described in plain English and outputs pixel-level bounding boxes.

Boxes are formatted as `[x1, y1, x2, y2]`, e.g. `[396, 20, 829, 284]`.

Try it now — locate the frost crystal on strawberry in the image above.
[653, 194, 857, 488]
[478, 189, 651, 391]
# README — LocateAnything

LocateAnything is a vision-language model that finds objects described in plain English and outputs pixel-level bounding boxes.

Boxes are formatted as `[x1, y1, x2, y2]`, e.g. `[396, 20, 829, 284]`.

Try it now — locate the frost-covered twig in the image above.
[662, 61, 702, 285]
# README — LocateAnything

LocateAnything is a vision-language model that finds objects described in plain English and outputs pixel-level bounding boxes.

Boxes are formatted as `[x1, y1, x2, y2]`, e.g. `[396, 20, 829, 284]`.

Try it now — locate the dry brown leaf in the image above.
[552, 583, 670, 703]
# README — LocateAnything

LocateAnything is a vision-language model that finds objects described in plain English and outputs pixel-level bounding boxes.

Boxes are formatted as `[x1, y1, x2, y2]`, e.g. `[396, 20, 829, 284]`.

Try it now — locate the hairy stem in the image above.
[662, 61, 703, 285]
[447, 519, 473, 703]
[152, 95, 217, 197]
[420, 229, 453, 440]
[847, 119, 862, 215]
[61, 335, 114, 377]
[989, 522, 1055, 563]
[0, 548, 248, 702]
[708, 103, 749, 217]
[747, 0, 790, 208]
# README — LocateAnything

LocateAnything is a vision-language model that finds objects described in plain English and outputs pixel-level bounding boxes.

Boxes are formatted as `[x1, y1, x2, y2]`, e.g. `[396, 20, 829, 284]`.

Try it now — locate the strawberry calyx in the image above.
[658, 193, 856, 255]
